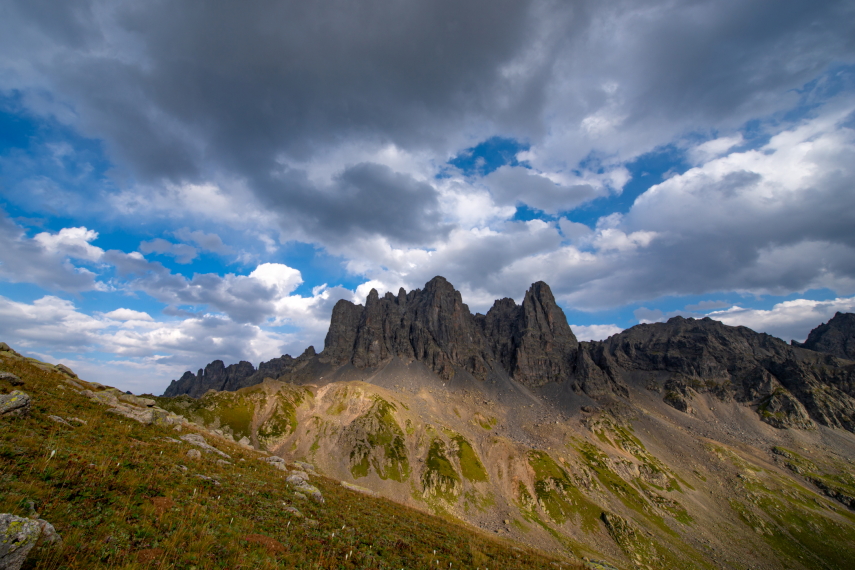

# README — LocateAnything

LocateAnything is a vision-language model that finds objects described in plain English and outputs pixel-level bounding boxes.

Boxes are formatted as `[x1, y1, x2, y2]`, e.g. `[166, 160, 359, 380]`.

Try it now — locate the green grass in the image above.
[451, 435, 488, 483]
[423, 438, 461, 501]
[346, 396, 410, 482]
[0, 352, 575, 570]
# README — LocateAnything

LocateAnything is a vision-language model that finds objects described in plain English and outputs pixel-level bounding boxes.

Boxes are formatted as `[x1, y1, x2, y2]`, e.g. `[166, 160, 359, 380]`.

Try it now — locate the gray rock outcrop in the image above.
[322, 277, 578, 386]
[0, 372, 23, 386]
[577, 316, 855, 431]
[0, 391, 31, 418]
[163, 349, 320, 398]
[0, 514, 41, 570]
[793, 312, 855, 360]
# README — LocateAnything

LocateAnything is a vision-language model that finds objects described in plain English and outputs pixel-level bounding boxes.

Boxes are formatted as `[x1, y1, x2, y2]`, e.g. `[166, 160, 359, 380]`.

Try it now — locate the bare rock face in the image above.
[163, 349, 318, 398]
[480, 282, 578, 387]
[577, 316, 855, 431]
[793, 312, 855, 360]
[321, 277, 579, 386]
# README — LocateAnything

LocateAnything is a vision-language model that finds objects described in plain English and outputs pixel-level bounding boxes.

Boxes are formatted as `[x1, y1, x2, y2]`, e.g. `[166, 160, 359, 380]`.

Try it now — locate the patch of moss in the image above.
[347, 397, 410, 482]
[528, 451, 600, 531]
[422, 438, 460, 501]
[452, 435, 488, 483]
[257, 390, 306, 443]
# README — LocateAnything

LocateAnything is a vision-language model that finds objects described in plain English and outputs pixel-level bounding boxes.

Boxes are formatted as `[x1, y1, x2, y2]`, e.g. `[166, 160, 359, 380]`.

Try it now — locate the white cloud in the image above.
[103, 308, 154, 322]
[688, 134, 744, 164]
[248, 263, 303, 296]
[707, 296, 855, 343]
[571, 324, 623, 341]
[33, 226, 104, 262]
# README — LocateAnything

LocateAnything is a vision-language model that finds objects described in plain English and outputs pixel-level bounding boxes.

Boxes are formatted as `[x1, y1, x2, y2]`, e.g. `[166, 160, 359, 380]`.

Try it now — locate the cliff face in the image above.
[793, 311, 855, 360]
[162, 348, 318, 398]
[321, 276, 577, 386]
[579, 316, 855, 431]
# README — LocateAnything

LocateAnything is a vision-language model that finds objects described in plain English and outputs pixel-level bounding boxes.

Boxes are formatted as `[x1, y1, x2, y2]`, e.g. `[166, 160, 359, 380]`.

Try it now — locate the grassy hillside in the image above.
[0, 351, 576, 570]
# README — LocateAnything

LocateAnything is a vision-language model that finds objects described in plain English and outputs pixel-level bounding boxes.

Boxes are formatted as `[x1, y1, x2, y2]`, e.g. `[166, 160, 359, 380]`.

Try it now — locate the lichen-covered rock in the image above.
[286, 474, 324, 503]
[261, 456, 287, 470]
[0, 514, 41, 570]
[0, 343, 22, 357]
[0, 391, 31, 418]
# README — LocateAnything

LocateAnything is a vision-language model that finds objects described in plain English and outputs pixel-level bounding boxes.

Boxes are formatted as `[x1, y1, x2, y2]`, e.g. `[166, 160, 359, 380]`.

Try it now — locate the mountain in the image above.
[0, 345, 565, 570]
[162, 347, 322, 398]
[152, 277, 855, 570]
[793, 311, 855, 360]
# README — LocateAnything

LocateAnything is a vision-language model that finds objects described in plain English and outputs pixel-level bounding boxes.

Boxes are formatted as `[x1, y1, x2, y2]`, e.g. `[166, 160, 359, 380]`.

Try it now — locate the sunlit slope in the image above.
[0, 348, 570, 570]
[154, 368, 855, 570]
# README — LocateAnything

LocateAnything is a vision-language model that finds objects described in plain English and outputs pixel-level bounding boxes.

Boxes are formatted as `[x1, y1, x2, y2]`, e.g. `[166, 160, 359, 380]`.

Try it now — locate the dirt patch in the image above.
[136, 548, 165, 563]
[243, 533, 287, 554]
[150, 496, 174, 515]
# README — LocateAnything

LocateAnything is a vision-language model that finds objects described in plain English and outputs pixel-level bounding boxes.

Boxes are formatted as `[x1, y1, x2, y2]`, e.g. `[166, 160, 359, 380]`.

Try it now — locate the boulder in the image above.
[293, 461, 316, 472]
[0, 391, 31, 418]
[0, 514, 41, 570]
[0, 343, 22, 357]
[0, 372, 23, 387]
[180, 433, 231, 459]
[55, 364, 77, 378]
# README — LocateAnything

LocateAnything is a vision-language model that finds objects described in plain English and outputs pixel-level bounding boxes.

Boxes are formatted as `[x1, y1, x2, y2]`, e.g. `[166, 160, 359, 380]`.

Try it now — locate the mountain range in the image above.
[156, 277, 855, 569]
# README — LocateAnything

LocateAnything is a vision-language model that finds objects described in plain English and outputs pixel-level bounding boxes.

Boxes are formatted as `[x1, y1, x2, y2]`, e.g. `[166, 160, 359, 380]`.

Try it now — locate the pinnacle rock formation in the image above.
[792, 311, 855, 360]
[321, 276, 578, 386]
[163, 348, 318, 398]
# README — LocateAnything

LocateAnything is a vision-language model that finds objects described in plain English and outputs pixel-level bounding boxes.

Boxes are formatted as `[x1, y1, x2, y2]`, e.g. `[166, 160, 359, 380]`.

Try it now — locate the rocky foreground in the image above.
[153, 277, 855, 570]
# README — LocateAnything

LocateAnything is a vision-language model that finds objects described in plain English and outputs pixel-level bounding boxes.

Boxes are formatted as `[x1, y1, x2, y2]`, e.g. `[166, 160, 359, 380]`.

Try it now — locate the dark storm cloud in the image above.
[3, 0, 854, 247]
[261, 162, 450, 245]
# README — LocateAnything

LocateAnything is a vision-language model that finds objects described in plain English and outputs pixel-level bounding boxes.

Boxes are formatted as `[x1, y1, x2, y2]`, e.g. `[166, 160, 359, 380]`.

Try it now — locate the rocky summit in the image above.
[792, 310, 855, 361]
[145, 277, 855, 569]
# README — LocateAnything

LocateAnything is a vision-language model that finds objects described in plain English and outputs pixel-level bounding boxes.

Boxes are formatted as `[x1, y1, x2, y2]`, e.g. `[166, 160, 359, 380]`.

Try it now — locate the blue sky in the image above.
[1, 0, 854, 393]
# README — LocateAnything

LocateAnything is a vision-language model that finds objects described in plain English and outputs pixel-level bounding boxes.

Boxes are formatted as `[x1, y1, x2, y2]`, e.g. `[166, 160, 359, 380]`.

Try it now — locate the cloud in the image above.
[482, 166, 604, 214]
[707, 296, 855, 343]
[571, 324, 624, 341]
[33, 226, 104, 261]
[0, 214, 104, 292]
[684, 300, 731, 311]
[173, 228, 234, 255]
[4, 0, 852, 250]
[139, 238, 198, 264]
[102, 308, 154, 322]
[0, 293, 296, 393]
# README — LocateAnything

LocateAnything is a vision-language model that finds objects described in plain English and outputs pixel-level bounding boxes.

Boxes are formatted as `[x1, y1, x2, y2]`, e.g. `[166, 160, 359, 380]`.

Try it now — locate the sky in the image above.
[1, 0, 854, 394]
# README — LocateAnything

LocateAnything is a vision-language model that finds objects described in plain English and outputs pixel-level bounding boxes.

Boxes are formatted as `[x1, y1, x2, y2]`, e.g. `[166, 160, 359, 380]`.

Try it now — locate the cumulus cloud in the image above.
[571, 324, 624, 341]
[0, 215, 104, 292]
[707, 296, 855, 343]
[0, 293, 299, 392]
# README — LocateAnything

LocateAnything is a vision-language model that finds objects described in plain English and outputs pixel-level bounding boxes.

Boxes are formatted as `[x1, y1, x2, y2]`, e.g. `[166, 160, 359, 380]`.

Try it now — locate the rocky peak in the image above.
[319, 277, 581, 387]
[793, 312, 855, 360]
